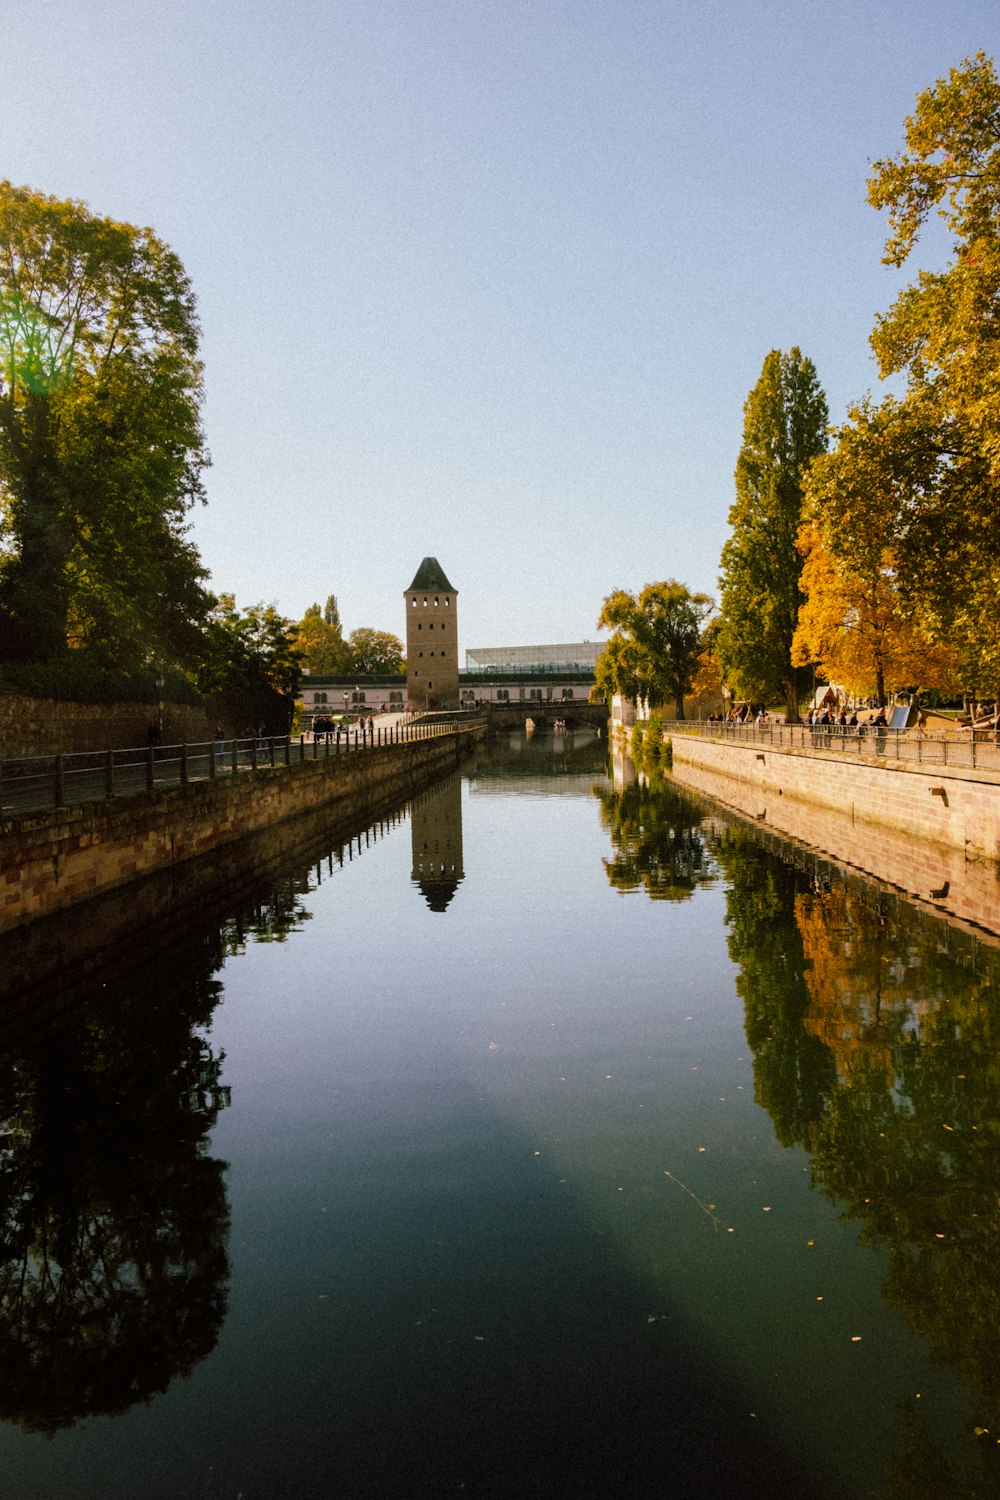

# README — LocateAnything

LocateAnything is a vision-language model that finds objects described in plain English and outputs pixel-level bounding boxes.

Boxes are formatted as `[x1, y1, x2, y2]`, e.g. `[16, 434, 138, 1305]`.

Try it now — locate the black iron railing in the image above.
[0, 718, 486, 819]
[658, 718, 1000, 773]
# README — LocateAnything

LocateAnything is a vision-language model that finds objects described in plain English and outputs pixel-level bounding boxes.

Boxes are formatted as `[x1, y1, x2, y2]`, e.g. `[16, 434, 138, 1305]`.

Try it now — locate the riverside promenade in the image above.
[663, 720, 1000, 935]
[1, 717, 485, 933]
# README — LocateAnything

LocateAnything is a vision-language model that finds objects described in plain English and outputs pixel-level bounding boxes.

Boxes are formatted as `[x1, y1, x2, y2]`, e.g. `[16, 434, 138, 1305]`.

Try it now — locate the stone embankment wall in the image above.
[670, 735, 1000, 933]
[1, 731, 478, 933]
[0, 691, 215, 757]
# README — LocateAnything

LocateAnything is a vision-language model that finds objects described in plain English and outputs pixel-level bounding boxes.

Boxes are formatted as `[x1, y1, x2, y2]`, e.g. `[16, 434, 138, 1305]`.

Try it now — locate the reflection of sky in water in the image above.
[0, 740, 994, 1499]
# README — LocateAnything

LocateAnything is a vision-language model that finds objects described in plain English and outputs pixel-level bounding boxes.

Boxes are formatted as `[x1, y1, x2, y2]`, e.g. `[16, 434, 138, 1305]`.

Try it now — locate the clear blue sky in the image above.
[3, 1, 994, 649]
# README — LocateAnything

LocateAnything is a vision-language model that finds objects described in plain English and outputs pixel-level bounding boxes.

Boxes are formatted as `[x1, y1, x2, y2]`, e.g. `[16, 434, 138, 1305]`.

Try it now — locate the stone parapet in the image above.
[1, 731, 478, 933]
[670, 734, 1000, 936]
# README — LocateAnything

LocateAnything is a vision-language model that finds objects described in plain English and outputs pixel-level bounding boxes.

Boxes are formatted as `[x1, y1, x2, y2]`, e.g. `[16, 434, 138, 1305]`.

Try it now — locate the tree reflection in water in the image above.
[0, 929, 231, 1434]
[713, 820, 1000, 1499]
[595, 771, 1000, 1495]
[594, 771, 717, 902]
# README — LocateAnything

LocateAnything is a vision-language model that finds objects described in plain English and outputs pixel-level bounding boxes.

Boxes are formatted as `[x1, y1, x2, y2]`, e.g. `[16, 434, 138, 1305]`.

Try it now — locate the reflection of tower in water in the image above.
[411, 773, 464, 911]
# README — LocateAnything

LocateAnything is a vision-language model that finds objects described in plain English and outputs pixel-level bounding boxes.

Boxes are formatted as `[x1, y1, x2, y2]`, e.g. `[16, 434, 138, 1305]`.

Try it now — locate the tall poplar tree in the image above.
[716, 348, 828, 722]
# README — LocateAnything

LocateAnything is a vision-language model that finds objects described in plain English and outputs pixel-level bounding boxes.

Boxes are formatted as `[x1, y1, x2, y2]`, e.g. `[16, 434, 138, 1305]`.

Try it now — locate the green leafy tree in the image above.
[717, 348, 828, 722]
[201, 594, 301, 731]
[346, 626, 404, 675]
[295, 600, 350, 675]
[596, 581, 713, 720]
[0, 181, 211, 671]
[592, 630, 640, 706]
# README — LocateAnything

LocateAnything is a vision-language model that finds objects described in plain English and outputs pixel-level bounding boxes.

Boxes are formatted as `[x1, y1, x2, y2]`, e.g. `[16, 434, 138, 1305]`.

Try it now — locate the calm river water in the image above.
[0, 732, 997, 1500]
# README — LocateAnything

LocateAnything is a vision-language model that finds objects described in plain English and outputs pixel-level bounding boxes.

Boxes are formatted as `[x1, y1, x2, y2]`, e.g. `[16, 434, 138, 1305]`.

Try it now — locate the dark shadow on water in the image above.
[198, 1080, 828, 1500]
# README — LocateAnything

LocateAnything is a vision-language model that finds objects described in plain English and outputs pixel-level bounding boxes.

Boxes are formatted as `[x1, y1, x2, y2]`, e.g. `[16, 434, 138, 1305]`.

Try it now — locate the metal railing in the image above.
[0, 718, 485, 820]
[661, 717, 1000, 775]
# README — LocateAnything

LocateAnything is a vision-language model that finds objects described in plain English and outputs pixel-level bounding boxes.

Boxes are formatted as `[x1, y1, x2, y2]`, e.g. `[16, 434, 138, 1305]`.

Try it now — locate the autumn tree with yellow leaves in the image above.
[801, 54, 1000, 698]
[791, 521, 958, 704]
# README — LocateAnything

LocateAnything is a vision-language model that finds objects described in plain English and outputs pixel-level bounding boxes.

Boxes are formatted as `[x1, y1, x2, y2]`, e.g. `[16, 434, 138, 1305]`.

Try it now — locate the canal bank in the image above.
[1, 726, 482, 933]
[666, 730, 1000, 933]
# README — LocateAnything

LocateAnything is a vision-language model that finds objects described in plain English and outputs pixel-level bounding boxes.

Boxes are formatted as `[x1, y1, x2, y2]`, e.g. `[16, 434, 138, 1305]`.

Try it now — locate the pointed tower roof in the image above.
[416, 874, 462, 912]
[406, 557, 457, 593]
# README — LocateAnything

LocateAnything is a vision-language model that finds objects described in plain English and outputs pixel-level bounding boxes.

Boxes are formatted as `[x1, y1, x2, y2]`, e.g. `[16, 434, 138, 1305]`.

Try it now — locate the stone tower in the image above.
[405, 558, 459, 708]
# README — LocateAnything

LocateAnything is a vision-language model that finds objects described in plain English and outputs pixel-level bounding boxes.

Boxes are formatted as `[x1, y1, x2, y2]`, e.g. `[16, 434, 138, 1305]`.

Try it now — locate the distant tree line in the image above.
[293, 595, 404, 678]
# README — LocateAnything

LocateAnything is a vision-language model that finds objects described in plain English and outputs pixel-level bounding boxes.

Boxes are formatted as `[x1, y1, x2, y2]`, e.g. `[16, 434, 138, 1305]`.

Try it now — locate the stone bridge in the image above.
[484, 701, 607, 731]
